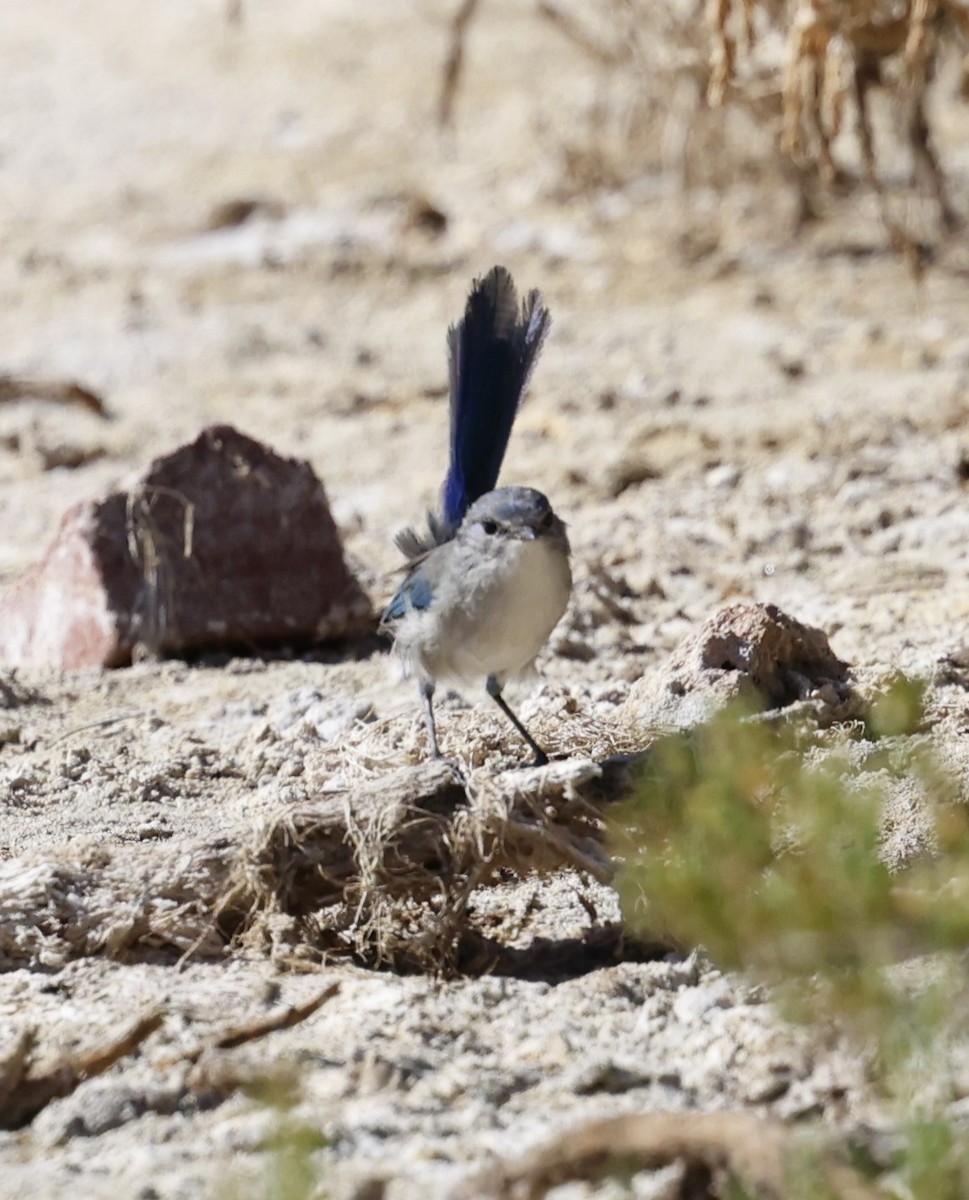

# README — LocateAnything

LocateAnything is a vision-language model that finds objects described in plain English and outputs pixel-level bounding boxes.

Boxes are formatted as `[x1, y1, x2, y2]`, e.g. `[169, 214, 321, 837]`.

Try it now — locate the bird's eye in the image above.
[480, 519, 499, 536]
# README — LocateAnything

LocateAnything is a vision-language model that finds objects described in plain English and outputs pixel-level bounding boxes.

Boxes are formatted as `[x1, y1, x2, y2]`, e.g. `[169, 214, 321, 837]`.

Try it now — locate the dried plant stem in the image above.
[0, 1009, 163, 1130]
[466, 1110, 882, 1200]
[438, 0, 484, 127]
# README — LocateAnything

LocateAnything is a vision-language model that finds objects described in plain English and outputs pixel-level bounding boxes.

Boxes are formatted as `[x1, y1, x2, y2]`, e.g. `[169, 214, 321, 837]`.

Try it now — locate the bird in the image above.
[380, 265, 572, 766]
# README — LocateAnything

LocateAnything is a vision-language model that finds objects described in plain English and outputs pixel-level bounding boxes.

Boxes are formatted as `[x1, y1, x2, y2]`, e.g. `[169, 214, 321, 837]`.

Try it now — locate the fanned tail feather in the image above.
[394, 266, 551, 561]
[442, 265, 551, 531]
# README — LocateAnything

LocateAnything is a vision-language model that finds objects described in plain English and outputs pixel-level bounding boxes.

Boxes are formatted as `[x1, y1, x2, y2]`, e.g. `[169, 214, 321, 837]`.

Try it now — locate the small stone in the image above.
[605, 455, 661, 497]
[768, 343, 806, 379]
[705, 464, 741, 490]
[206, 195, 286, 230]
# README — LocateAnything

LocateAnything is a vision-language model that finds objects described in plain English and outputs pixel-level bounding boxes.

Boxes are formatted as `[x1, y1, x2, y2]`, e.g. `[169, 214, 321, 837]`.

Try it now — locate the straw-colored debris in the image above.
[0, 758, 625, 976]
[463, 1109, 881, 1200]
[448, 1, 967, 251]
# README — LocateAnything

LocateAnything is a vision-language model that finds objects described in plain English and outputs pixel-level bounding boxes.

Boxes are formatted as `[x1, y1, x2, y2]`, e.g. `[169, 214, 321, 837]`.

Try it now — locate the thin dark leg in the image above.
[486, 675, 548, 766]
[419, 678, 441, 759]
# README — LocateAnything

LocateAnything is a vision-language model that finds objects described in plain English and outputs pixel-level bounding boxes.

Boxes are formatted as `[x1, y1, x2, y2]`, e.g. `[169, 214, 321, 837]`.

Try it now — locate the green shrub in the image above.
[611, 684, 969, 1195]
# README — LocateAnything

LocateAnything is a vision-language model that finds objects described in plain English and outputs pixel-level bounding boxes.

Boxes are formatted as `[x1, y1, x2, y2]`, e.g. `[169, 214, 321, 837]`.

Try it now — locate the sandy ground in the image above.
[4, 1, 969, 1196]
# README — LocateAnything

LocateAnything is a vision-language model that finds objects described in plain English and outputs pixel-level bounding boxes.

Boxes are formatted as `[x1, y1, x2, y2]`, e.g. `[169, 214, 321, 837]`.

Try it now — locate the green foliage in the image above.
[261, 1117, 329, 1200]
[866, 675, 928, 740]
[218, 1073, 329, 1200]
[899, 1119, 969, 1200]
[611, 684, 969, 1197]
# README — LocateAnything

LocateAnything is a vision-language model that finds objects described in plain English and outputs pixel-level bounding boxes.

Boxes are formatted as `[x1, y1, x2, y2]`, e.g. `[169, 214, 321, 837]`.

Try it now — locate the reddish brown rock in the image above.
[0, 425, 372, 668]
[625, 602, 853, 730]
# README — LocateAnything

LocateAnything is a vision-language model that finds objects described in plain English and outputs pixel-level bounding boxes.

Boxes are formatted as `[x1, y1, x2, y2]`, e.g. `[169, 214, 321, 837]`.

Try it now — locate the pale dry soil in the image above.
[3, 2, 969, 1197]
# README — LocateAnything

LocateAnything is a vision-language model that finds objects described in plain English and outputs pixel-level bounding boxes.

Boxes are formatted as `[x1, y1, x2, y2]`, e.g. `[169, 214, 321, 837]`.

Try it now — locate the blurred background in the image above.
[3, 0, 969, 671]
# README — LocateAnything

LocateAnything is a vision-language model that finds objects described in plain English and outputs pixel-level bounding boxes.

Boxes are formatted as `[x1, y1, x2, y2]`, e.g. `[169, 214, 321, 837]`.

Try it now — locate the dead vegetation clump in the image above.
[762, 0, 966, 253]
[443, 0, 969, 253]
[0, 758, 624, 975]
[0, 604, 861, 975]
[0, 848, 230, 970]
[224, 758, 616, 970]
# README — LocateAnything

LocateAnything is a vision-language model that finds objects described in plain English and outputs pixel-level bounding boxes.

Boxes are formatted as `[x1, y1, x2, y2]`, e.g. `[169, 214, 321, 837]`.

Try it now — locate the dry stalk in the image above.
[461, 1109, 882, 1200]
[438, 0, 485, 126]
[537, 1, 623, 63]
[158, 982, 341, 1072]
[0, 1009, 163, 1130]
[124, 484, 196, 658]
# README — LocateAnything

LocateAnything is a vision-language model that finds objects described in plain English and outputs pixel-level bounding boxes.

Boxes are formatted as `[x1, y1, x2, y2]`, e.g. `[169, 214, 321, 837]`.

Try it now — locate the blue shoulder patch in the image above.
[381, 572, 435, 625]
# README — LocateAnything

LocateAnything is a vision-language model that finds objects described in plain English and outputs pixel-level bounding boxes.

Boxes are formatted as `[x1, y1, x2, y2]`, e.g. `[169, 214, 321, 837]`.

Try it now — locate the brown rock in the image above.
[0, 425, 372, 668]
[626, 602, 852, 729]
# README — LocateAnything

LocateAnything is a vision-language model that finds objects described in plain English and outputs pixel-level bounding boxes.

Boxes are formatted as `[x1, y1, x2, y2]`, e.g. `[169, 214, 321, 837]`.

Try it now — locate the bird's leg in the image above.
[419, 678, 442, 759]
[486, 675, 549, 766]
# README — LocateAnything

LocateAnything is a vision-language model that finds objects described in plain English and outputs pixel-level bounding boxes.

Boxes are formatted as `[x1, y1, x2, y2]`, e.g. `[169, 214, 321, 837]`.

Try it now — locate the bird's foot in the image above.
[429, 751, 468, 787]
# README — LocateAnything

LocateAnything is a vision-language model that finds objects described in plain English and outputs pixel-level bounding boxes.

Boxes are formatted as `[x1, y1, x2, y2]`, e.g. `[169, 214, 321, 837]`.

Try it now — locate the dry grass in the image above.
[224, 757, 617, 970]
[443, 0, 969, 254]
[762, 0, 965, 258]
[0, 755, 630, 976]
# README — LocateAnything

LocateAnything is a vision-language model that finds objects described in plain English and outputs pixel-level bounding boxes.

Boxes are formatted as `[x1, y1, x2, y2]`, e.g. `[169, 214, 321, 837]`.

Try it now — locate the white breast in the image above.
[434, 536, 572, 685]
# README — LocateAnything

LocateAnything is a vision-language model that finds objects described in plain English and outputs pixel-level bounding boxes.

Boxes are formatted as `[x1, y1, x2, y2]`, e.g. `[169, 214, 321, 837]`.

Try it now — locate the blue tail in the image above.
[440, 265, 551, 530]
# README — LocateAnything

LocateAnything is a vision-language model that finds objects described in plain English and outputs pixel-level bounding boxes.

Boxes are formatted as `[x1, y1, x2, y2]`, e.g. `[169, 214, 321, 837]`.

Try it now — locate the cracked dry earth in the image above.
[4, 1, 969, 1197]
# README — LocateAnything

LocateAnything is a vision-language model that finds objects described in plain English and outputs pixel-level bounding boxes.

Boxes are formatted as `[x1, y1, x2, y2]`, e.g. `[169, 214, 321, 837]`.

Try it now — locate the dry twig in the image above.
[0, 1009, 163, 1130]
[537, 1, 622, 64]
[159, 982, 341, 1074]
[438, 0, 484, 126]
[0, 375, 107, 417]
[464, 1110, 882, 1200]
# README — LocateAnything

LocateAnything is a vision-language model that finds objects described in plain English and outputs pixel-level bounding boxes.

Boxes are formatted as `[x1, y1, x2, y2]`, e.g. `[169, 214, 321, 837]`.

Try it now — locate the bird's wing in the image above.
[380, 571, 435, 627]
